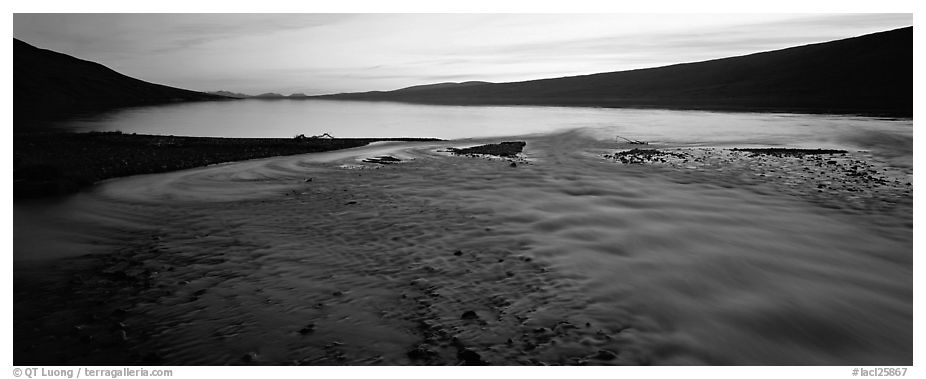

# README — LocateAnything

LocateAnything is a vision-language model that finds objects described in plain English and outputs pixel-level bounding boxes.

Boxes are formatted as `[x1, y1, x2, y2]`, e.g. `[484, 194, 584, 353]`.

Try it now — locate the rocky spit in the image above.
[14, 131, 440, 198]
[603, 147, 912, 217]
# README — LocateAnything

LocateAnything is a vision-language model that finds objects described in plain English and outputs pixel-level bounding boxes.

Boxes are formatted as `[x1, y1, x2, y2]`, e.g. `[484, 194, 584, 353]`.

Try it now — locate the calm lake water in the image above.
[18, 100, 914, 365]
[56, 99, 912, 156]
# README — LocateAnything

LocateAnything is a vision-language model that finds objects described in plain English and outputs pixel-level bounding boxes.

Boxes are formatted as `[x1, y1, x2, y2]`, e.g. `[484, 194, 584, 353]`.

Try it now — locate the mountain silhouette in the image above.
[14, 38, 229, 124]
[319, 27, 912, 116]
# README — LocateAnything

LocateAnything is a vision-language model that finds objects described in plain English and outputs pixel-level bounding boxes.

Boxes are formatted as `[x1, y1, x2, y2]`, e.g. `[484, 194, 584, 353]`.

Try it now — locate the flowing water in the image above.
[15, 101, 913, 365]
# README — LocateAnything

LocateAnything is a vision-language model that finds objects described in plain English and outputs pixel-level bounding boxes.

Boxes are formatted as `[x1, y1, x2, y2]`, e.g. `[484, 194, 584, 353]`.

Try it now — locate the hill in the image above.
[14, 38, 230, 124]
[208, 90, 251, 98]
[254, 92, 286, 98]
[319, 27, 912, 116]
[393, 81, 493, 93]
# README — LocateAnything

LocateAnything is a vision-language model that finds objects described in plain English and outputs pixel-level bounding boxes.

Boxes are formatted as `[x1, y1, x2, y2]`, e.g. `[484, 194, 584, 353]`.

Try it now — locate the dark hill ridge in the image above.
[319, 27, 912, 116]
[393, 81, 493, 93]
[14, 38, 230, 123]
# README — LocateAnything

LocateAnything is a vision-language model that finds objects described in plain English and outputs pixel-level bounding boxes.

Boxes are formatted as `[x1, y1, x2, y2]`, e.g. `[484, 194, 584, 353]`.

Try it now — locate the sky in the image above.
[12, 13, 913, 95]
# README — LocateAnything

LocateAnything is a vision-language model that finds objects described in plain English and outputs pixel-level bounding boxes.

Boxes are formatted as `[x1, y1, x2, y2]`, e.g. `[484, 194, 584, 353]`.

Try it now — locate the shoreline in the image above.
[13, 131, 442, 198]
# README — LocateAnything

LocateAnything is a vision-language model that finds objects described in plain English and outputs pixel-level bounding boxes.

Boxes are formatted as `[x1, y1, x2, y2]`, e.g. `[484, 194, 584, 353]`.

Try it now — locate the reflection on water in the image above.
[54, 100, 912, 149]
[16, 105, 913, 365]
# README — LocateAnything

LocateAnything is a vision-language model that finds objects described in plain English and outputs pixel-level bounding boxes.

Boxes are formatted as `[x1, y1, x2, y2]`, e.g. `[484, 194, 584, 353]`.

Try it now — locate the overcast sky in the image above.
[13, 13, 912, 95]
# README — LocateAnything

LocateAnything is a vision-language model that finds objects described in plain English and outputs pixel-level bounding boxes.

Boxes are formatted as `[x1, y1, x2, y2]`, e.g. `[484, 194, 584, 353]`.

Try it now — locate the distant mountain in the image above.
[319, 27, 912, 116]
[254, 92, 286, 98]
[208, 90, 251, 98]
[206, 91, 310, 99]
[14, 38, 230, 123]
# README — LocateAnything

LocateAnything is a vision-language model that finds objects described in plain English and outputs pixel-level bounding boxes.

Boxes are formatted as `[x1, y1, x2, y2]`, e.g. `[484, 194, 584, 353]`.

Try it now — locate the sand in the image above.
[13, 130, 912, 365]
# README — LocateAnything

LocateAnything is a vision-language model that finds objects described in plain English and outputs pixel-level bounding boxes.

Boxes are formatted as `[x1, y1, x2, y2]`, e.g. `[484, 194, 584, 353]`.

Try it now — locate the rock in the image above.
[449, 141, 526, 158]
[453, 250, 463, 256]
[460, 310, 479, 320]
[457, 348, 487, 365]
[509, 162, 517, 168]
[363, 156, 402, 164]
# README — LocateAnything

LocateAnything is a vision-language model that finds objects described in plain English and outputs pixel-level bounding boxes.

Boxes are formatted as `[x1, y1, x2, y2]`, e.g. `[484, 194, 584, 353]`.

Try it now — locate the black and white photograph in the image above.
[10, 3, 916, 374]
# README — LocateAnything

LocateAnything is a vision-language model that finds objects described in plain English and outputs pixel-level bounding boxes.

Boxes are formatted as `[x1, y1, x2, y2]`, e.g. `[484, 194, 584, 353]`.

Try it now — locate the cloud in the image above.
[13, 13, 913, 95]
[461, 13, 913, 71]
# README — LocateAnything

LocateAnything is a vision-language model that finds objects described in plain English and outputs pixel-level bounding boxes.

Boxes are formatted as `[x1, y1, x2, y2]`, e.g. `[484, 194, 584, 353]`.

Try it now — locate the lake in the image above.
[17, 100, 913, 365]
[54, 99, 910, 152]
